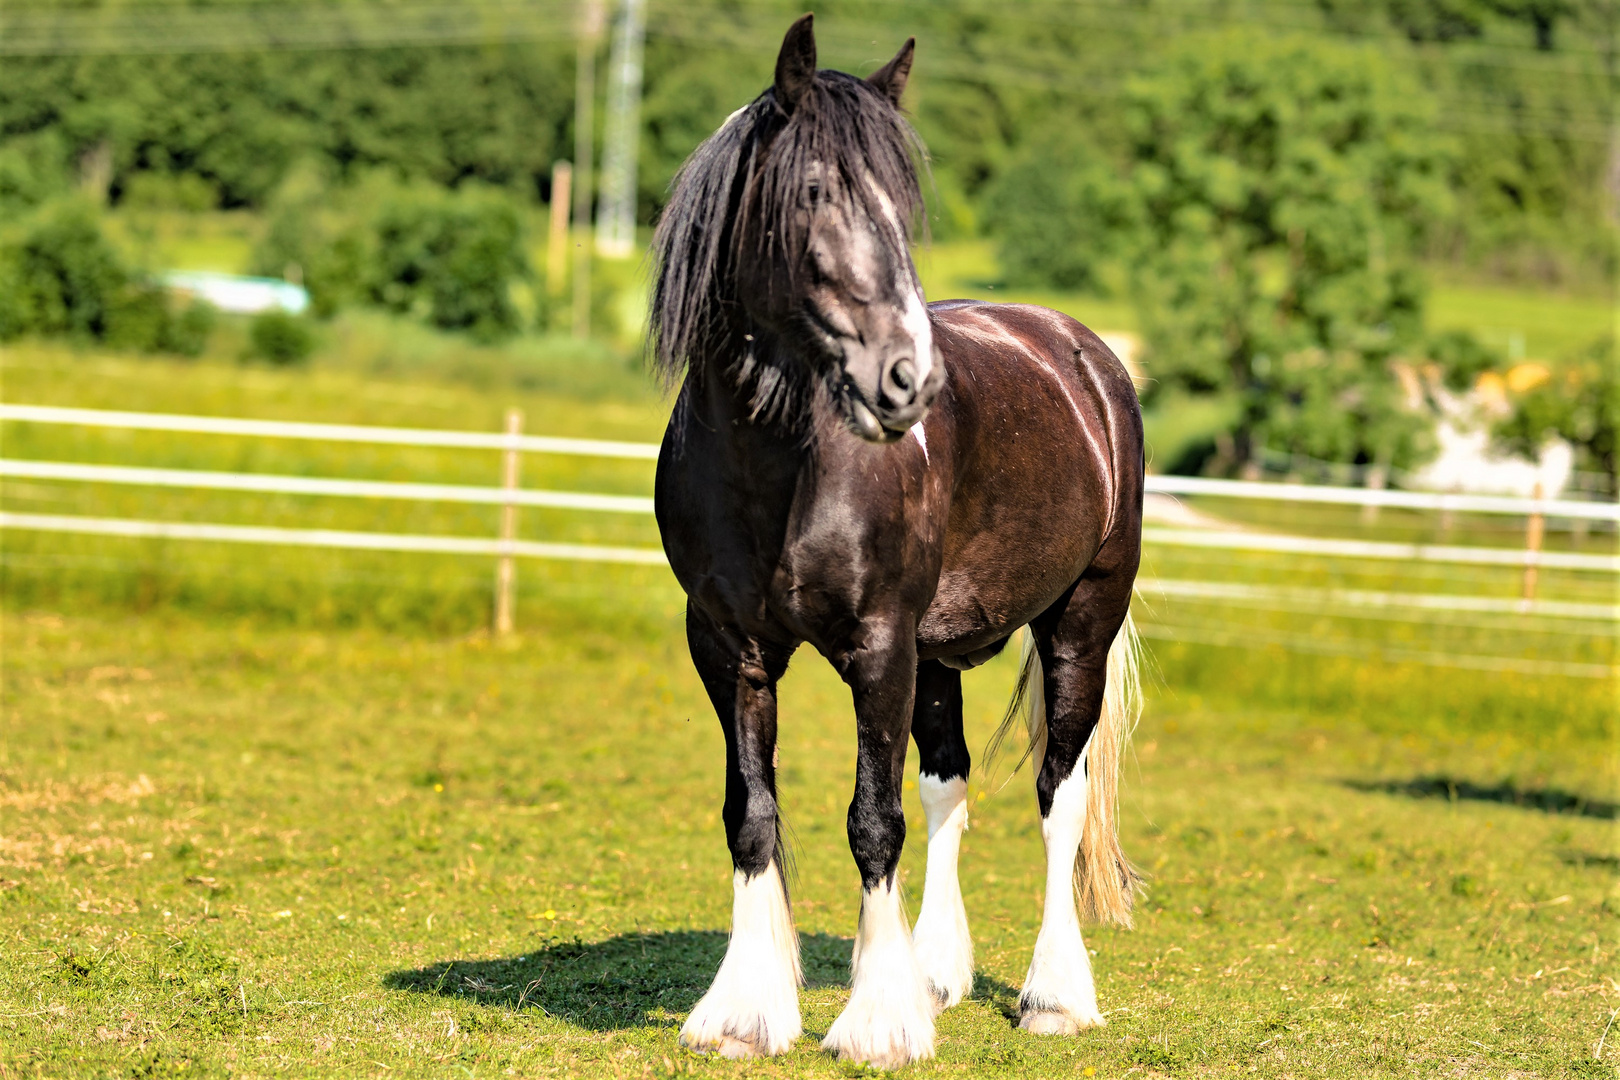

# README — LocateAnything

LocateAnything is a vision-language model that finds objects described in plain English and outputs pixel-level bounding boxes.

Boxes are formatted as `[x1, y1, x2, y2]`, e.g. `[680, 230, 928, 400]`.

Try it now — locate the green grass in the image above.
[2, 337, 1616, 1078]
[2, 596, 1614, 1079]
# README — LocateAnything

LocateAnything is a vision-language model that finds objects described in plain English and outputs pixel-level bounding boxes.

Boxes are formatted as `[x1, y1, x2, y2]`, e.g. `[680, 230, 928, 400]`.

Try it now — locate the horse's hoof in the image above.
[822, 1004, 935, 1070]
[678, 1033, 767, 1060]
[828, 1043, 914, 1071]
[1018, 1009, 1104, 1035]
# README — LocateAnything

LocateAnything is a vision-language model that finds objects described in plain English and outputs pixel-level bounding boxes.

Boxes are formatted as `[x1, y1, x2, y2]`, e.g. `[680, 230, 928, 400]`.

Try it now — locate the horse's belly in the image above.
[915, 517, 1100, 658]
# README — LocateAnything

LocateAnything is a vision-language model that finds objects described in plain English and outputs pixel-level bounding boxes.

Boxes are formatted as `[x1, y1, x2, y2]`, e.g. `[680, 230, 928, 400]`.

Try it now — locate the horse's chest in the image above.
[658, 467, 933, 644]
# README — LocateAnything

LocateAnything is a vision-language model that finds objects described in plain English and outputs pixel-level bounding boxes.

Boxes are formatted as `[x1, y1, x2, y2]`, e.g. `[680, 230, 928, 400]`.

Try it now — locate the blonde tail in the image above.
[986, 615, 1144, 927]
[1076, 613, 1144, 928]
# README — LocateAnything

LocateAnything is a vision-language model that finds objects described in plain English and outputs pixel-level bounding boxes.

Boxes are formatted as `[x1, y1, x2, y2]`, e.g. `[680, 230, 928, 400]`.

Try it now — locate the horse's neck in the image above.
[688, 346, 815, 496]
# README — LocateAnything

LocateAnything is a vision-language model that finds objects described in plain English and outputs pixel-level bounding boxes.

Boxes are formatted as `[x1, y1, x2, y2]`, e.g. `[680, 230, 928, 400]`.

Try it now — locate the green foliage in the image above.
[251, 164, 368, 319]
[986, 150, 1136, 293]
[3, 0, 1607, 286]
[995, 32, 1452, 472]
[1496, 337, 1619, 492]
[368, 185, 530, 340]
[1, 44, 574, 208]
[254, 175, 531, 340]
[0, 200, 130, 340]
[0, 200, 216, 356]
[1425, 328, 1503, 392]
[247, 310, 316, 366]
[0, 128, 70, 213]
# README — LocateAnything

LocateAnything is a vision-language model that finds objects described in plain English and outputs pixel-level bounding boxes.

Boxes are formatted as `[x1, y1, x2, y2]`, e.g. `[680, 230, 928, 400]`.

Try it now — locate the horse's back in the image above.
[915, 301, 1143, 655]
[929, 299, 1141, 488]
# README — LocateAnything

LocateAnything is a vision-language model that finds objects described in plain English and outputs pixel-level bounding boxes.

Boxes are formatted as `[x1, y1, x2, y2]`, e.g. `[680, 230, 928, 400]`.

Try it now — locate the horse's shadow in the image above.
[384, 931, 846, 1032]
[1344, 775, 1616, 820]
[385, 930, 1024, 1032]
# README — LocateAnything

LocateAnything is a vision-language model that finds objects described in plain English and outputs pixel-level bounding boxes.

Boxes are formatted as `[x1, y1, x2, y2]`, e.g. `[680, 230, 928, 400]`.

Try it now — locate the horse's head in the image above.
[652, 15, 943, 443]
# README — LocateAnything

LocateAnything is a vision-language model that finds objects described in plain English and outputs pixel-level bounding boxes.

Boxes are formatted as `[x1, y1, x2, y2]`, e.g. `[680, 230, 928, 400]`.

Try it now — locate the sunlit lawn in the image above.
[1, 586, 1613, 1079]
[2, 342, 1616, 1078]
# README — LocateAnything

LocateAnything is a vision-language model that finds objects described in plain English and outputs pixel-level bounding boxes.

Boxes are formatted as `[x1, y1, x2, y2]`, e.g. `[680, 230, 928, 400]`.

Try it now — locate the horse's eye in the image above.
[806, 181, 821, 204]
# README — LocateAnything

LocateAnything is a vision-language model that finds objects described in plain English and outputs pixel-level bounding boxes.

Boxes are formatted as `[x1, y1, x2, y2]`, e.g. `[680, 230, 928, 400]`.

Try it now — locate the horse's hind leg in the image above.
[1020, 571, 1140, 1035]
[677, 605, 802, 1059]
[909, 659, 974, 1012]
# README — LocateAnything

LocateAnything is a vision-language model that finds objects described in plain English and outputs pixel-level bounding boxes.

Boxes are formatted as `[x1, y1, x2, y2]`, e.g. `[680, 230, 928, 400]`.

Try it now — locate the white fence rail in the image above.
[1146, 474, 1619, 523]
[3, 456, 1613, 571]
[0, 511, 668, 565]
[3, 402, 1613, 516]
[0, 458, 656, 514]
[0, 404, 662, 460]
[2, 405, 1615, 676]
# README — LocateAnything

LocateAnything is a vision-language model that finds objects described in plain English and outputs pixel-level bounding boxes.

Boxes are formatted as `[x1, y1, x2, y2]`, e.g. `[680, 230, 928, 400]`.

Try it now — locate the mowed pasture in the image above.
[1, 346, 1616, 1079]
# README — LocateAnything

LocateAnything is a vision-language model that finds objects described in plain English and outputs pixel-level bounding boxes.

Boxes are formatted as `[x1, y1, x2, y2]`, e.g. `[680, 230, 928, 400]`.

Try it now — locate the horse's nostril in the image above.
[888, 357, 917, 397]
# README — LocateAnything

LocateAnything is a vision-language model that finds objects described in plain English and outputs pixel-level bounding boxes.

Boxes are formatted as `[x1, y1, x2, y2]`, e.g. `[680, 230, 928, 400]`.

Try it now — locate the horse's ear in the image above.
[774, 14, 817, 114]
[866, 37, 915, 107]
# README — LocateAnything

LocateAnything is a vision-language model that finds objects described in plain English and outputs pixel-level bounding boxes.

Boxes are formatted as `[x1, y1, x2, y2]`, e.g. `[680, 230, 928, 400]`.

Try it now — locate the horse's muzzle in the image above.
[840, 353, 944, 443]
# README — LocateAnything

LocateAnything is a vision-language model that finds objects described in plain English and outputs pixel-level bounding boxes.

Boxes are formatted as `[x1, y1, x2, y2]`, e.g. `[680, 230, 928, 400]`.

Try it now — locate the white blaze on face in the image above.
[864, 169, 936, 389]
[902, 285, 936, 387]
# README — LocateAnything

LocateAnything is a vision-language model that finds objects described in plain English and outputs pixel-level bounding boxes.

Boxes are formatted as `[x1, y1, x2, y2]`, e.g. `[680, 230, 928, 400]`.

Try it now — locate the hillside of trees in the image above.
[1, 0, 1613, 484]
[3, 0, 1611, 284]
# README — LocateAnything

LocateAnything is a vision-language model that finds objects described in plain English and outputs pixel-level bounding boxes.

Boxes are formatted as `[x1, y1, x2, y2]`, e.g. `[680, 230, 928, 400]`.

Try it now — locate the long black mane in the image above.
[649, 69, 926, 399]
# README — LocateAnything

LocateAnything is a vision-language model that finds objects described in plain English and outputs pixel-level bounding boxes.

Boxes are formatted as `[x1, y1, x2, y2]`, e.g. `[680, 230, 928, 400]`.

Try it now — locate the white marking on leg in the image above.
[1020, 754, 1105, 1033]
[822, 879, 936, 1067]
[912, 774, 972, 1011]
[679, 862, 802, 1058]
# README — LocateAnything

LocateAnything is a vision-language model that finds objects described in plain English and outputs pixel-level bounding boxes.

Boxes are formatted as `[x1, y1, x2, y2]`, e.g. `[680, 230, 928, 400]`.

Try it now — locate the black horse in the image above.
[651, 15, 1144, 1069]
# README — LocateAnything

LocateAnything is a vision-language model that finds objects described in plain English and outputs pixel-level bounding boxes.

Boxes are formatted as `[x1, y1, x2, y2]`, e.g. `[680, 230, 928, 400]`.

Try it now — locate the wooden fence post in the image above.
[494, 408, 524, 635]
[547, 161, 573, 308]
[1360, 464, 1386, 525]
[1522, 481, 1545, 602]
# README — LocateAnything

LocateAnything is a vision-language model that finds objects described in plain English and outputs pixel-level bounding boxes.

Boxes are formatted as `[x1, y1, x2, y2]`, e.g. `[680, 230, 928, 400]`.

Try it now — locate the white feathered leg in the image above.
[911, 773, 973, 1011]
[679, 862, 802, 1057]
[822, 879, 936, 1068]
[1020, 757, 1105, 1033]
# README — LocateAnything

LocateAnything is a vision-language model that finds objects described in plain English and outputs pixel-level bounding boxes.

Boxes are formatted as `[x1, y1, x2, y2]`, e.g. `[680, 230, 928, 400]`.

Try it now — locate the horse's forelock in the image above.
[650, 70, 925, 391]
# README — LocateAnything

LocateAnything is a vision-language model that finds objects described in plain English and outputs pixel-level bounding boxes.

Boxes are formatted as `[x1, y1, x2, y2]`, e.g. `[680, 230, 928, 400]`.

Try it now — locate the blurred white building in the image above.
[1399, 363, 1573, 498]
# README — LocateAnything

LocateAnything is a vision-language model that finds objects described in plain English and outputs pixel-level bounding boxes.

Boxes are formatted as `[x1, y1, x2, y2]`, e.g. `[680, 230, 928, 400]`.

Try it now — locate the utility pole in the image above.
[547, 160, 573, 318]
[595, 0, 645, 258]
[572, 0, 604, 338]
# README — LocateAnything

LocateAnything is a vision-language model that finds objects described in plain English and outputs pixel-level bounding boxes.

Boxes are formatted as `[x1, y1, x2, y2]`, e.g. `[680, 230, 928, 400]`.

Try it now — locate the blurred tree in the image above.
[0, 0, 1610, 283]
[256, 175, 531, 340]
[248, 309, 317, 366]
[0, 200, 129, 340]
[1495, 338, 1618, 495]
[366, 184, 530, 340]
[1425, 328, 1504, 392]
[994, 32, 1455, 473]
[0, 199, 214, 355]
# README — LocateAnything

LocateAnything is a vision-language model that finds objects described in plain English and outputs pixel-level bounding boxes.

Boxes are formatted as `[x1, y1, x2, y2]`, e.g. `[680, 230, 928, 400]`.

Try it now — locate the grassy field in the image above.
[2, 342, 1617, 1078]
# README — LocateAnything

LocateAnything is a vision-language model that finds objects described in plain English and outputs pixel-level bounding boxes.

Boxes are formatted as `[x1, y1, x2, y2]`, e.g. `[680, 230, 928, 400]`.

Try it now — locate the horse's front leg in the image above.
[678, 606, 802, 1059]
[823, 625, 936, 1068]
